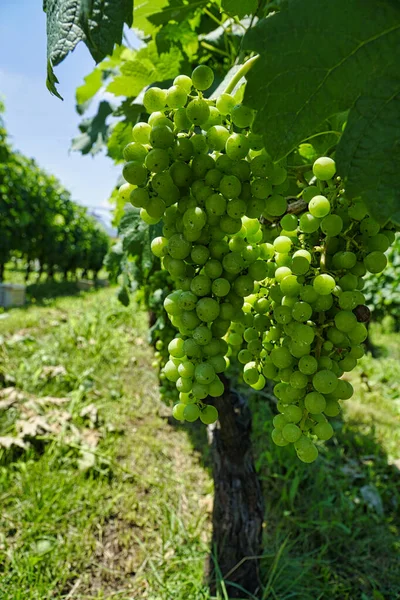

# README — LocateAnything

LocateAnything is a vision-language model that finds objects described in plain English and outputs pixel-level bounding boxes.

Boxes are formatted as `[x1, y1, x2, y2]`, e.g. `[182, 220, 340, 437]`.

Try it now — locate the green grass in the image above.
[0, 285, 399, 599]
[0, 288, 212, 600]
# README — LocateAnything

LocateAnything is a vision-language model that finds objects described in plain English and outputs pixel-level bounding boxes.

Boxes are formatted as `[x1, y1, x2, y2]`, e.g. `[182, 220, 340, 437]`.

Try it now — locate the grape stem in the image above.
[224, 55, 260, 94]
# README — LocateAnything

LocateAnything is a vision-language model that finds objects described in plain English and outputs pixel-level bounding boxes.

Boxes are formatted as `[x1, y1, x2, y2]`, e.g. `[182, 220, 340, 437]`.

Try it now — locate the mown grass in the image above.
[0, 284, 399, 599]
[0, 288, 212, 600]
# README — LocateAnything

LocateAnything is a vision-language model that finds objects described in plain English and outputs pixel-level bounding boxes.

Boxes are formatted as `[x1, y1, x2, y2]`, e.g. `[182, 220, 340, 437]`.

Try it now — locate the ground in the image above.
[0, 281, 399, 599]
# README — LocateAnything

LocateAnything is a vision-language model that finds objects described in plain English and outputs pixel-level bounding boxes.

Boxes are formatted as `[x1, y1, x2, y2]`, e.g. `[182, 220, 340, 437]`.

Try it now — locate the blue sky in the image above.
[0, 0, 126, 225]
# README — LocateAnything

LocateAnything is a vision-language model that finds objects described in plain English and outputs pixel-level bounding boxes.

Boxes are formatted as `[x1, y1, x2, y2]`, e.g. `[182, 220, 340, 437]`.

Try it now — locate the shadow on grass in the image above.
[170, 382, 400, 599]
[26, 280, 83, 304]
[247, 392, 400, 600]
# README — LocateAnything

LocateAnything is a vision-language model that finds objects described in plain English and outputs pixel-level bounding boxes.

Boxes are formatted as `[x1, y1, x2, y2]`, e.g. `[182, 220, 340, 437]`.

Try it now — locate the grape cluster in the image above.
[119, 65, 289, 426]
[229, 157, 395, 462]
[119, 64, 396, 461]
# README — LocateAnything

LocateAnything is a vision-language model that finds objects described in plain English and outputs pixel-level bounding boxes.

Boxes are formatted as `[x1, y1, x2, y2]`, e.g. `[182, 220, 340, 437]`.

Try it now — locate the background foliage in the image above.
[0, 104, 109, 281]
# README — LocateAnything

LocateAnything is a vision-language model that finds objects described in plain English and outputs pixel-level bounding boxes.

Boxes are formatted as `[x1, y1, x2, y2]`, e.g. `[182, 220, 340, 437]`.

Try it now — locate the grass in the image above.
[0, 288, 212, 599]
[0, 283, 399, 599]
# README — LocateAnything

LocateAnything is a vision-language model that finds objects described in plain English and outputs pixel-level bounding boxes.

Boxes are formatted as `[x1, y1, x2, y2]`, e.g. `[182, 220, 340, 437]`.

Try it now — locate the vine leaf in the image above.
[71, 100, 113, 155]
[243, 0, 400, 222]
[43, 0, 134, 98]
[335, 76, 400, 226]
[148, 0, 209, 27]
[221, 0, 257, 19]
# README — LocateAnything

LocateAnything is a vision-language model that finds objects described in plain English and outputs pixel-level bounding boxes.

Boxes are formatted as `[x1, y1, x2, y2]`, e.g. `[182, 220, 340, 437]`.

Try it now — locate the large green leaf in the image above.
[244, 0, 400, 158]
[243, 0, 400, 222]
[43, 0, 134, 98]
[133, 0, 169, 35]
[335, 76, 400, 226]
[221, 0, 257, 19]
[148, 0, 209, 26]
[106, 42, 182, 97]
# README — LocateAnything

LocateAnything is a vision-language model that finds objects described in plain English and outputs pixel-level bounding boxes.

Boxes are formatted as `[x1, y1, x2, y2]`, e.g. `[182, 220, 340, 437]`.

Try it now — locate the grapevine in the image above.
[119, 65, 397, 462]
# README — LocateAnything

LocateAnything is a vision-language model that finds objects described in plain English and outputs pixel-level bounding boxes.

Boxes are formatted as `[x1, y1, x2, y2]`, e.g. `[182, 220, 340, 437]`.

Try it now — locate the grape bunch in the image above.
[231, 157, 396, 462]
[119, 64, 396, 461]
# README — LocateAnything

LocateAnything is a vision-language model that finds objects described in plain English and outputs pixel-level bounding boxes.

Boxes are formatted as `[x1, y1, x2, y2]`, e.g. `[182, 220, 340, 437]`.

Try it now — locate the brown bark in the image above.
[207, 380, 264, 598]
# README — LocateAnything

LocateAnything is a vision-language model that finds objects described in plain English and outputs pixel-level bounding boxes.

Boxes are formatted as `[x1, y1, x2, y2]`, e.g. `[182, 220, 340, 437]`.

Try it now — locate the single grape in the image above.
[186, 98, 210, 125]
[174, 74, 193, 93]
[143, 87, 167, 112]
[308, 195, 330, 218]
[305, 391, 326, 414]
[312, 157, 336, 181]
[173, 403, 186, 421]
[191, 65, 214, 90]
[231, 104, 254, 128]
[312, 370, 338, 394]
[200, 405, 219, 424]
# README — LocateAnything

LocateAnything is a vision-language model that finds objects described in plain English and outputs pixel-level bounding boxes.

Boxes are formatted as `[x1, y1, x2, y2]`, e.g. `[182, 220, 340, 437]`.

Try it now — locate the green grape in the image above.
[196, 297, 220, 322]
[334, 310, 357, 332]
[164, 360, 180, 382]
[280, 275, 302, 297]
[295, 436, 318, 463]
[184, 404, 201, 422]
[321, 214, 343, 236]
[313, 274, 336, 295]
[313, 421, 334, 440]
[173, 403, 186, 421]
[194, 362, 215, 385]
[132, 122, 152, 144]
[270, 347, 293, 369]
[168, 234, 191, 260]
[216, 93, 236, 115]
[312, 370, 338, 394]
[273, 414, 288, 430]
[282, 423, 302, 442]
[291, 301, 312, 322]
[122, 161, 148, 186]
[225, 133, 250, 160]
[265, 194, 287, 216]
[143, 87, 167, 112]
[206, 125, 230, 151]
[272, 429, 290, 446]
[299, 212, 320, 233]
[304, 391, 326, 414]
[123, 142, 148, 163]
[274, 235, 292, 254]
[364, 251, 387, 273]
[243, 362, 259, 385]
[231, 104, 254, 128]
[234, 274, 254, 297]
[248, 260, 268, 281]
[290, 370, 308, 389]
[347, 322, 368, 344]
[191, 65, 214, 90]
[174, 74, 192, 93]
[145, 148, 170, 173]
[186, 98, 211, 125]
[298, 355, 318, 375]
[193, 326, 213, 346]
[208, 378, 224, 398]
[178, 361, 195, 379]
[308, 195, 330, 218]
[312, 157, 336, 180]
[200, 405, 219, 424]
[280, 213, 298, 231]
[166, 85, 188, 108]
[283, 405, 303, 423]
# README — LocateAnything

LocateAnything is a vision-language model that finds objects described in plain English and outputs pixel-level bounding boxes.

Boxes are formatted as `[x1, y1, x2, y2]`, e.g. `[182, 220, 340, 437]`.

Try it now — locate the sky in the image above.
[0, 0, 129, 228]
